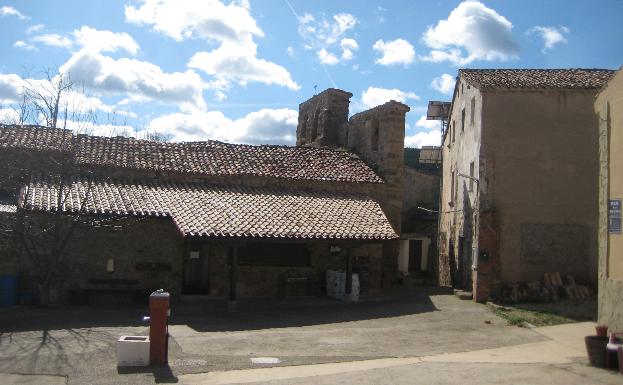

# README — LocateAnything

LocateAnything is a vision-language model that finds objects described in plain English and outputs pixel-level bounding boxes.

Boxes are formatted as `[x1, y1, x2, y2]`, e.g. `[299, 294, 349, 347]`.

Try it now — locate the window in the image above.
[451, 120, 456, 143]
[238, 243, 310, 267]
[310, 109, 320, 141]
[370, 118, 380, 151]
[461, 108, 466, 132]
[470, 97, 476, 126]
[469, 162, 475, 192]
[450, 171, 455, 205]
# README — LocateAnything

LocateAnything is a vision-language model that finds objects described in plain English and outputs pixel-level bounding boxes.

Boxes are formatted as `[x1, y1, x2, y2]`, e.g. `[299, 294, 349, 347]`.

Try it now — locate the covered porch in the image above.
[18, 176, 398, 304]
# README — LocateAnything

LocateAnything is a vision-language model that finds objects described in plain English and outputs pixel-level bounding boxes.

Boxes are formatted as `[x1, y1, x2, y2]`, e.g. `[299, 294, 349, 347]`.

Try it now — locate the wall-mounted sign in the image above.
[609, 199, 622, 234]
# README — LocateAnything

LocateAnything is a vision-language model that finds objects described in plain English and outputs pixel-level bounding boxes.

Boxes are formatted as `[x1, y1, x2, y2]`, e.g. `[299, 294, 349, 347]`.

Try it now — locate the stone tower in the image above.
[296, 88, 352, 147]
[347, 100, 410, 232]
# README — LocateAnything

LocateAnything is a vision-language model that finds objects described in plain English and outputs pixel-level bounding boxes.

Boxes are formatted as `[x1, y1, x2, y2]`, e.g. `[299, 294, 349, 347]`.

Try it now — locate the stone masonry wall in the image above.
[296, 88, 352, 147]
[17, 214, 185, 301]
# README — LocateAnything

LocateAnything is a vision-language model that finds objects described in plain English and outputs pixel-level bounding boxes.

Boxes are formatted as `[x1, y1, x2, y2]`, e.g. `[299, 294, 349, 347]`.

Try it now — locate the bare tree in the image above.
[0, 68, 143, 304]
[22, 69, 74, 129]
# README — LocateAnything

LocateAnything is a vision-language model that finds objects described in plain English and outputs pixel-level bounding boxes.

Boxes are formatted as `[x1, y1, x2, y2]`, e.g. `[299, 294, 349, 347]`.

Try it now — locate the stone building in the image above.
[400, 147, 440, 280]
[438, 69, 616, 302]
[0, 124, 400, 304]
[295, 88, 439, 282]
[596, 67, 623, 331]
[0, 87, 438, 304]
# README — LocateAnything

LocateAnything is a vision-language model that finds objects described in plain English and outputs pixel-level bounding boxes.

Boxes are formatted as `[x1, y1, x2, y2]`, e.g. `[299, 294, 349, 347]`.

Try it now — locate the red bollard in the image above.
[149, 290, 170, 366]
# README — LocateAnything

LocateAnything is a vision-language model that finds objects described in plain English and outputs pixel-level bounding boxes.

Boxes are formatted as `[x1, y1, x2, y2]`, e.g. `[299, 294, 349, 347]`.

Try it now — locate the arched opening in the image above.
[311, 108, 320, 141]
[371, 118, 380, 151]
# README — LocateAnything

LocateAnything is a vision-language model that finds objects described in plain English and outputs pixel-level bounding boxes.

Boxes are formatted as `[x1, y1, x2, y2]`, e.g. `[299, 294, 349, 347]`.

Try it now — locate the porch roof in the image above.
[20, 177, 398, 240]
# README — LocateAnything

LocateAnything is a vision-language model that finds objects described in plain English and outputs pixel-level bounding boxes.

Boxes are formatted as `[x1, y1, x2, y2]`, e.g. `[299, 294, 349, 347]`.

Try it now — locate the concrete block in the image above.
[117, 336, 149, 367]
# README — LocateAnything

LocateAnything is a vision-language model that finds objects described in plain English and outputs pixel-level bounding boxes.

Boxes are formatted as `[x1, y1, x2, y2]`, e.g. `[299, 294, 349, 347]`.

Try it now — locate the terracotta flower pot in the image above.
[596, 325, 608, 337]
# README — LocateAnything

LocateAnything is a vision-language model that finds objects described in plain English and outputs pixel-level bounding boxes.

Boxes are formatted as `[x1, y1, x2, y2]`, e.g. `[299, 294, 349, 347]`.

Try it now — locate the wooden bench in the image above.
[84, 278, 145, 305]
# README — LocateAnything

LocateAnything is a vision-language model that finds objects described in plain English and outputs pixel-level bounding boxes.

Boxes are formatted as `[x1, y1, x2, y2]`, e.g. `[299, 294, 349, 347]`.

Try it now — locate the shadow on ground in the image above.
[118, 365, 178, 384]
[175, 286, 447, 332]
[0, 286, 448, 333]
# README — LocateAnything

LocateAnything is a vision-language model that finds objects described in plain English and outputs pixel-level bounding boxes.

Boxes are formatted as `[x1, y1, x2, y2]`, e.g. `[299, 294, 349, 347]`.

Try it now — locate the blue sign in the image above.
[609, 199, 622, 234]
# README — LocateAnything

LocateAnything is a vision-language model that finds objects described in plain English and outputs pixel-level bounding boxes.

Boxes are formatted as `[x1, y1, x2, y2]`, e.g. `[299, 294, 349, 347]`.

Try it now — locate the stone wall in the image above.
[296, 88, 352, 147]
[438, 79, 483, 288]
[482, 89, 600, 284]
[597, 69, 623, 330]
[15, 214, 184, 302]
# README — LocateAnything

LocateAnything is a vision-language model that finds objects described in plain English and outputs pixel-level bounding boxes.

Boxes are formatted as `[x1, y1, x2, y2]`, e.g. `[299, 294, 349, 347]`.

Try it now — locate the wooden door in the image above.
[182, 246, 209, 294]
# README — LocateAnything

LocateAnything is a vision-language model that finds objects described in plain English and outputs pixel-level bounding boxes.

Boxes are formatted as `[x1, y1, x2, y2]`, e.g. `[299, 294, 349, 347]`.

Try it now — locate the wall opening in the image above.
[371, 118, 380, 152]
[311, 108, 320, 141]
[461, 108, 466, 132]
[470, 97, 476, 126]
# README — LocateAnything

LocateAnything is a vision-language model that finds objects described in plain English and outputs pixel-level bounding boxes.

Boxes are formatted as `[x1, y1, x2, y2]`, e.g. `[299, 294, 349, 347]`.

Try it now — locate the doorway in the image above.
[408, 239, 423, 273]
[182, 245, 210, 294]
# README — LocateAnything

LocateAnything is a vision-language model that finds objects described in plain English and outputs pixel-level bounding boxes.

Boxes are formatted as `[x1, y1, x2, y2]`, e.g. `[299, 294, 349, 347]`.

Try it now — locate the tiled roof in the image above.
[460, 69, 616, 90]
[0, 125, 73, 152]
[0, 125, 383, 184]
[74, 134, 384, 183]
[20, 177, 398, 240]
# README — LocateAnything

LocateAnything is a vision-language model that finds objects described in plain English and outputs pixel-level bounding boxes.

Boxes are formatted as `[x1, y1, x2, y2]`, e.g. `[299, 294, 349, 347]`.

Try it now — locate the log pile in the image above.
[499, 272, 592, 304]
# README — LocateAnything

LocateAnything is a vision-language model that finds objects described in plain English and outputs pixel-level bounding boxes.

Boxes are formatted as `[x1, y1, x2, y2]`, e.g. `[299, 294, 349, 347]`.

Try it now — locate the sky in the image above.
[0, 0, 622, 148]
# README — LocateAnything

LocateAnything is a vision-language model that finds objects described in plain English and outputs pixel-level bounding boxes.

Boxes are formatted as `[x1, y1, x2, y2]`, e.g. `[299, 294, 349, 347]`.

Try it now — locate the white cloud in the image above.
[0, 74, 24, 104]
[340, 38, 358, 60]
[146, 108, 298, 145]
[415, 115, 441, 130]
[72, 26, 140, 55]
[127, 0, 297, 94]
[317, 48, 339, 65]
[26, 24, 44, 34]
[13, 40, 37, 51]
[63, 120, 136, 137]
[28, 27, 140, 55]
[0, 6, 28, 20]
[528, 26, 569, 53]
[421, 1, 519, 65]
[0, 72, 137, 127]
[373, 39, 415, 66]
[430, 73, 455, 95]
[188, 41, 300, 90]
[405, 130, 442, 148]
[125, 0, 262, 43]
[0, 108, 20, 124]
[361, 86, 419, 109]
[60, 49, 207, 112]
[298, 12, 359, 64]
[286, 46, 295, 57]
[31, 34, 73, 49]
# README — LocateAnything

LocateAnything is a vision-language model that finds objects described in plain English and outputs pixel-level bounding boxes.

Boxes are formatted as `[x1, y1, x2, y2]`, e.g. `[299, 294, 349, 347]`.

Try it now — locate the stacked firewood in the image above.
[499, 272, 592, 303]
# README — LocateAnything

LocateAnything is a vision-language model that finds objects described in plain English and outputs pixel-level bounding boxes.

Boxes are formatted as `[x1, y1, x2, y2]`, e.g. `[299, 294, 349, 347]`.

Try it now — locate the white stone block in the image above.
[117, 336, 150, 367]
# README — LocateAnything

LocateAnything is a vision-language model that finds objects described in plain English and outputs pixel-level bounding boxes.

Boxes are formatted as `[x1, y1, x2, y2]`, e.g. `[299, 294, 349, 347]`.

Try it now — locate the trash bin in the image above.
[0, 275, 18, 307]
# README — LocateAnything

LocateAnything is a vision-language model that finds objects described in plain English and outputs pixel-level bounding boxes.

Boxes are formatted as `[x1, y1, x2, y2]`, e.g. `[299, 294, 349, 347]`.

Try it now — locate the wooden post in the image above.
[228, 246, 238, 312]
[345, 248, 353, 302]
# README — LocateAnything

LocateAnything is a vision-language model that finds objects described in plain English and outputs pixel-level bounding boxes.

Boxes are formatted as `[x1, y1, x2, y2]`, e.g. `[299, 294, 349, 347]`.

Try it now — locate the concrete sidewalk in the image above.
[180, 322, 623, 385]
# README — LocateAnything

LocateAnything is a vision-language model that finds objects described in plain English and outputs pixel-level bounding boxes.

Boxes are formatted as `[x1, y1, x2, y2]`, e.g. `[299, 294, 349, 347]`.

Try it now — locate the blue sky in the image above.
[0, 0, 622, 147]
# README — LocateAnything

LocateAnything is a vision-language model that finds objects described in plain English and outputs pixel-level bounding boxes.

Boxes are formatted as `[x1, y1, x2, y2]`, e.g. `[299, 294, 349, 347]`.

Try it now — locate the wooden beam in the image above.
[228, 246, 238, 311]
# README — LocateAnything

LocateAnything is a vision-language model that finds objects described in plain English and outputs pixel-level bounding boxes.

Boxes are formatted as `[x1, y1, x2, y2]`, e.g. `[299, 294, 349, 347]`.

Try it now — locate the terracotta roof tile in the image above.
[0, 125, 73, 152]
[20, 176, 397, 240]
[460, 69, 616, 90]
[0, 125, 383, 184]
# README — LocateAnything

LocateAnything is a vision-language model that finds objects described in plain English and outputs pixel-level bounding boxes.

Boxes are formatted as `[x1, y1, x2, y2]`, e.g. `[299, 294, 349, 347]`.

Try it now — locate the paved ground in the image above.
[181, 322, 623, 385]
[0, 287, 616, 384]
